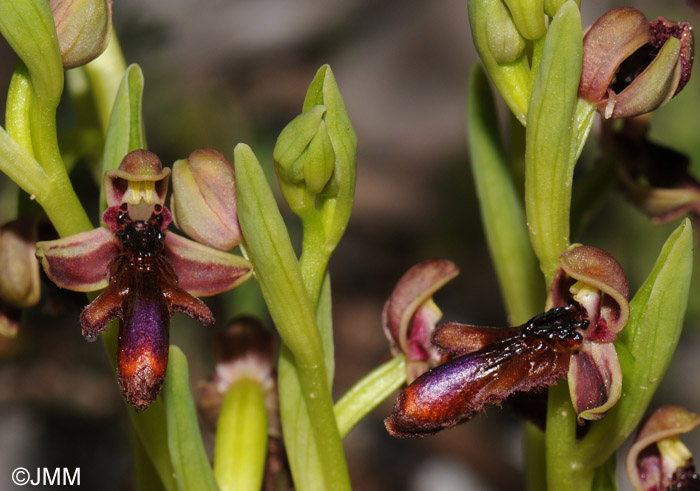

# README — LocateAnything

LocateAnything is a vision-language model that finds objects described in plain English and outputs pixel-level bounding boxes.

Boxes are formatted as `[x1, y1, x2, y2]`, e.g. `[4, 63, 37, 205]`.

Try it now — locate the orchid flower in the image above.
[36, 150, 252, 409]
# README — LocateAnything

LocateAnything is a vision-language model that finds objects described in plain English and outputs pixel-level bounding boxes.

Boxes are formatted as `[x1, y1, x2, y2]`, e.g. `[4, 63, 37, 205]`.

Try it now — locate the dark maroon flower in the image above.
[36, 150, 253, 410]
[385, 305, 586, 437]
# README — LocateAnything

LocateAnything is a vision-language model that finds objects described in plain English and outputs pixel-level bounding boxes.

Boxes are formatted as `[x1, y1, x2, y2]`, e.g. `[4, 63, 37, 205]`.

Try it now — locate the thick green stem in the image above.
[523, 422, 545, 491]
[545, 382, 593, 491]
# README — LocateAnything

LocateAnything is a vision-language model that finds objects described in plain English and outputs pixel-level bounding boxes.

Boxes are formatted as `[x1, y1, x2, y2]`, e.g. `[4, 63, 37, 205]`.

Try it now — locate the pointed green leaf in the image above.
[579, 219, 693, 468]
[467, 64, 544, 323]
[163, 346, 218, 491]
[234, 143, 350, 491]
[524, 0, 582, 285]
[101, 64, 146, 210]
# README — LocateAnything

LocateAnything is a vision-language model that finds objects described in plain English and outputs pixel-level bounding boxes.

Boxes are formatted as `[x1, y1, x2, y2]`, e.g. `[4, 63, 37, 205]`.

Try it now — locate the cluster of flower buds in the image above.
[49, 0, 112, 69]
[36, 150, 252, 410]
[626, 405, 700, 490]
[579, 7, 694, 119]
[0, 219, 40, 337]
[384, 245, 629, 437]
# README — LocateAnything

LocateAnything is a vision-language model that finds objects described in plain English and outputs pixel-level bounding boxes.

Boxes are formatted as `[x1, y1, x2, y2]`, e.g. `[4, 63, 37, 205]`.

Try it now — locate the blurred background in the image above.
[0, 0, 699, 489]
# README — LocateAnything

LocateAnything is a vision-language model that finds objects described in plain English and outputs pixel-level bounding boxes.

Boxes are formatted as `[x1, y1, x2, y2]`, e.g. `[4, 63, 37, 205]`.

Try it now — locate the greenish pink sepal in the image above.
[163, 232, 252, 297]
[382, 259, 459, 382]
[36, 226, 118, 292]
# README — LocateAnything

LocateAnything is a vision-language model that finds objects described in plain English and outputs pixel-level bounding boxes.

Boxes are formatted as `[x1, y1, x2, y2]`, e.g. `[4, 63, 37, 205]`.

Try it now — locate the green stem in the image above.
[214, 379, 268, 491]
[523, 422, 546, 491]
[334, 354, 406, 438]
[235, 144, 350, 490]
[545, 382, 592, 491]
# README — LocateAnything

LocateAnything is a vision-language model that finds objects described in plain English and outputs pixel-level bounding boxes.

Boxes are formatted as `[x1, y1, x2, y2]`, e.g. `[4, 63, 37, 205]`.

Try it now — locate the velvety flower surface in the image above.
[385, 305, 586, 437]
[36, 150, 252, 409]
[626, 405, 700, 490]
[382, 259, 459, 383]
[547, 244, 629, 422]
[579, 7, 694, 119]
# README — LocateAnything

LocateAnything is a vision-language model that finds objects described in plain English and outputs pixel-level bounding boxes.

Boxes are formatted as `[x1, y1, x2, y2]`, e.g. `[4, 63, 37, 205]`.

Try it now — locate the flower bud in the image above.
[626, 405, 700, 490]
[170, 149, 242, 251]
[273, 105, 336, 196]
[580, 8, 694, 119]
[485, 0, 526, 63]
[0, 218, 39, 309]
[50, 0, 112, 69]
[502, 0, 546, 41]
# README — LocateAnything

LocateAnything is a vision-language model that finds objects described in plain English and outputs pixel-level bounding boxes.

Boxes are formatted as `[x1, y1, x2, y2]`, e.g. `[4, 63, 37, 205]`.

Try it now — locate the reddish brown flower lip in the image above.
[385, 305, 586, 438]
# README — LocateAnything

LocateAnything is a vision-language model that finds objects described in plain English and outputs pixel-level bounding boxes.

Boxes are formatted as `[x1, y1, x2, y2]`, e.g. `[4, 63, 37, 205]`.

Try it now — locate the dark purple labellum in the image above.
[81, 204, 213, 410]
[385, 306, 586, 437]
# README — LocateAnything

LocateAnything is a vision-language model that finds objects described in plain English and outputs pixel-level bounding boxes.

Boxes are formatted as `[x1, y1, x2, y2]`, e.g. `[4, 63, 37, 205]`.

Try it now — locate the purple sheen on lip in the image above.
[36, 227, 119, 292]
[386, 333, 573, 438]
[117, 282, 170, 411]
[163, 232, 253, 297]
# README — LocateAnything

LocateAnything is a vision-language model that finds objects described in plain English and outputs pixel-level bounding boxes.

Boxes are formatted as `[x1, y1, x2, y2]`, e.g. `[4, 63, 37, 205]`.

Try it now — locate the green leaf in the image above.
[524, 0, 582, 285]
[579, 219, 694, 468]
[466, 64, 544, 324]
[214, 379, 268, 491]
[83, 35, 128, 133]
[0, 0, 63, 109]
[163, 346, 219, 491]
[234, 143, 350, 491]
[334, 354, 406, 438]
[101, 64, 145, 210]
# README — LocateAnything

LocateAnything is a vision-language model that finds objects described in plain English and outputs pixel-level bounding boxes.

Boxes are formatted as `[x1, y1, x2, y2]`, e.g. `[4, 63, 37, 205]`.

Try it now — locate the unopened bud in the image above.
[50, 0, 112, 69]
[170, 149, 241, 251]
[0, 218, 39, 309]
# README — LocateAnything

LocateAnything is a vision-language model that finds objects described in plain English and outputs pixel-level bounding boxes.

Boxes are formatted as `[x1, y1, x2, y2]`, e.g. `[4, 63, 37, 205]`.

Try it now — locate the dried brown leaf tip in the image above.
[385, 305, 586, 438]
[36, 150, 253, 410]
[382, 259, 459, 383]
[548, 245, 629, 422]
[626, 405, 700, 490]
[580, 7, 694, 119]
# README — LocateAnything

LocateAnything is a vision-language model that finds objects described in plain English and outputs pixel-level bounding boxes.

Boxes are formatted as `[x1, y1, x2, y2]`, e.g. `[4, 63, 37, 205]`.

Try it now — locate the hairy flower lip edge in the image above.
[385, 306, 586, 438]
[626, 405, 700, 490]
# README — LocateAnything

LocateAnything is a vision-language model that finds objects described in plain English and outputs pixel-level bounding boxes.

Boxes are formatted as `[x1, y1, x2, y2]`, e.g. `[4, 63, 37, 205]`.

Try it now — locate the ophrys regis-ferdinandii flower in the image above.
[36, 150, 252, 410]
